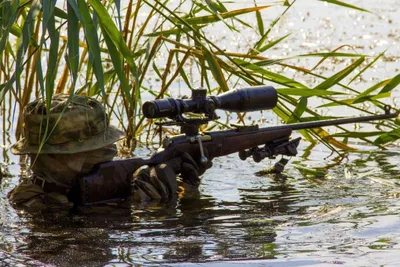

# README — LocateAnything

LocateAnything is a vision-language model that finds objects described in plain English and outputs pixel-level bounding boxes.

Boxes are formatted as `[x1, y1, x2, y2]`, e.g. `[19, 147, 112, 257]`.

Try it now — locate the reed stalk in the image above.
[0, 0, 398, 153]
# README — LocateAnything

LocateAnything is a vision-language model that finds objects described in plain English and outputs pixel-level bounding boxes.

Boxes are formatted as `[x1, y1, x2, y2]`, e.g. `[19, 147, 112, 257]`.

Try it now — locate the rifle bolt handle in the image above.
[196, 136, 208, 164]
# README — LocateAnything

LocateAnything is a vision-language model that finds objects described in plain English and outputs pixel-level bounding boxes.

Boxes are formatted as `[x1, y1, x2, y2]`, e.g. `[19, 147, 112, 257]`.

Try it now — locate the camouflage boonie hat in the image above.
[11, 94, 124, 155]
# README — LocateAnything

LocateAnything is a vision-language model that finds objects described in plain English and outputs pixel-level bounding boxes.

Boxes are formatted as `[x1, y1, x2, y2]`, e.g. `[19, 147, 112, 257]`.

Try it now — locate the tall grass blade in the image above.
[88, 69, 115, 96]
[54, 6, 68, 19]
[320, 0, 372, 14]
[15, 0, 41, 93]
[317, 92, 391, 108]
[114, 0, 122, 32]
[379, 73, 400, 94]
[35, 48, 45, 97]
[348, 51, 385, 85]
[10, 24, 22, 37]
[255, 9, 264, 36]
[310, 45, 353, 71]
[253, 0, 295, 54]
[374, 128, 400, 145]
[100, 24, 131, 104]
[144, 26, 206, 37]
[181, 6, 270, 25]
[257, 33, 291, 54]
[276, 88, 344, 96]
[273, 104, 289, 122]
[314, 57, 365, 90]
[88, 0, 139, 91]
[77, 0, 105, 97]
[255, 53, 364, 68]
[0, 0, 20, 55]
[354, 79, 391, 100]
[203, 48, 229, 92]
[204, 0, 225, 21]
[204, 0, 227, 13]
[67, 1, 80, 88]
[288, 97, 307, 123]
[330, 132, 383, 138]
[234, 58, 308, 89]
[300, 52, 364, 58]
[42, 0, 59, 104]
[198, 0, 240, 32]
[66, 0, 82, 20]
[313, 127, 355, 150]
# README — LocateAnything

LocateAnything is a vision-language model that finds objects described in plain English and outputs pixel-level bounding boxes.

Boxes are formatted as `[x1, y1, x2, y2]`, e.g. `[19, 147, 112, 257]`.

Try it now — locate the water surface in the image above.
[1, 0, 399, 266]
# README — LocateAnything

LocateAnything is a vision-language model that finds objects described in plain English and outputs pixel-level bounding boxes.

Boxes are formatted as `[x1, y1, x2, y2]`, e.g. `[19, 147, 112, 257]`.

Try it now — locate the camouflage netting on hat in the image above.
[11, 94, 124, 154]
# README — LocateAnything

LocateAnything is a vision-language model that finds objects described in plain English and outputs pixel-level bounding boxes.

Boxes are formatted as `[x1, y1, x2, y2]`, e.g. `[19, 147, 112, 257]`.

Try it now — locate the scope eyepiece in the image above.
[142, 85, 277, 119]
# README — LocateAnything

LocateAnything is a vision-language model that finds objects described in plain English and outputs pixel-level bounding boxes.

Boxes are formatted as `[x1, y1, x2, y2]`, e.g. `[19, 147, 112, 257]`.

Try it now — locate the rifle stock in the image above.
[77, 157, 150, 205]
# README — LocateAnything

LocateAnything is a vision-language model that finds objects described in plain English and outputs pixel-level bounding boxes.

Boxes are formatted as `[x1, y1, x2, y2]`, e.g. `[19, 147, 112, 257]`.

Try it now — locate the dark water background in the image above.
[1, 0, 400, 266]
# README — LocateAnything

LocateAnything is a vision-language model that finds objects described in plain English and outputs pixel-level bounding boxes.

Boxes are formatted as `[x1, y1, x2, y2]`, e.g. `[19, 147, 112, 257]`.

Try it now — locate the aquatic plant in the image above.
[0, 0, 399, 153]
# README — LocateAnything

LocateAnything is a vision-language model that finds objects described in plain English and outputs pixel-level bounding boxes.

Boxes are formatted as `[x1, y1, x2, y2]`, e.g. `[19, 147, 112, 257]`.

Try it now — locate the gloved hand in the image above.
[130, 151, 212, 202]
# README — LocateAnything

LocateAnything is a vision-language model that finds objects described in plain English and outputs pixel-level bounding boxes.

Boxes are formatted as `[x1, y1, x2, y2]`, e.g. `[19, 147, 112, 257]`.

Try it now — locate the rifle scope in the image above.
[142, 85, 277, 119]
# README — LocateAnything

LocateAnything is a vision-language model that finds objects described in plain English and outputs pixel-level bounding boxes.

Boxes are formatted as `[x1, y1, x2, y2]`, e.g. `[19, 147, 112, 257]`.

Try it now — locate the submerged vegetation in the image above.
[0, 0, 399, 153]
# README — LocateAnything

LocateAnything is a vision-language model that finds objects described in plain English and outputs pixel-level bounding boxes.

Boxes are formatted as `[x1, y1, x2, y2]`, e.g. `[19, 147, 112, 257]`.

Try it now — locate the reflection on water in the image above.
[2, 148, 400, 266]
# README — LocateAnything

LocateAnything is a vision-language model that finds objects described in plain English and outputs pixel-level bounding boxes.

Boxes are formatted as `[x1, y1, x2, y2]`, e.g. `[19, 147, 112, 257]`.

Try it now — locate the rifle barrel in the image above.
[268, 110, 398, 132]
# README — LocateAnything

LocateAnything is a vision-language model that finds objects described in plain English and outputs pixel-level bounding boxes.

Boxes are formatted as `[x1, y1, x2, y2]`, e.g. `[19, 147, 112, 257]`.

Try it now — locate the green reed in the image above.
[0, 0, 399, 153]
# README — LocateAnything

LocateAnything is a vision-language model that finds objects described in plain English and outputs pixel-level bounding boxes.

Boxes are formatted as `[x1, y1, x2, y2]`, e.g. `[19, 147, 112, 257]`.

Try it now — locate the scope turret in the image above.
[142, 85, 277, 119]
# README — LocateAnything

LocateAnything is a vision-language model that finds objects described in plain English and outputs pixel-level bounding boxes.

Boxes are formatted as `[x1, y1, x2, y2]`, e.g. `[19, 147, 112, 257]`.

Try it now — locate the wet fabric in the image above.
[29, 145, 118, 187]
[7, 183, 71, 211]
[8, 145, 118, 211]
[8, 150, 212, 211]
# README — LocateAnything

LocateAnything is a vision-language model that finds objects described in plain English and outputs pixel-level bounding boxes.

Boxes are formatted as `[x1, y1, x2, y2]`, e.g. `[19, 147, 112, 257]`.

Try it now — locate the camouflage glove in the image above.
[131, 152, 212, 202]
[180, 150, 213, 187]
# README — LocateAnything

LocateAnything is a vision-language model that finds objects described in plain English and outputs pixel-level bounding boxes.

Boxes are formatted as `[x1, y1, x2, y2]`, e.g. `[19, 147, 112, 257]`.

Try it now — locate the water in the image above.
[1, 0, 400, 266]
[2, 147, 400, 266]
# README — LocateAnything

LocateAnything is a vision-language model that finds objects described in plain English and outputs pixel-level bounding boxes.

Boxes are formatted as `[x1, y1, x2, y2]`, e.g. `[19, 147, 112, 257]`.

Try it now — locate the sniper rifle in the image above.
[78, 86, 398, 205]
